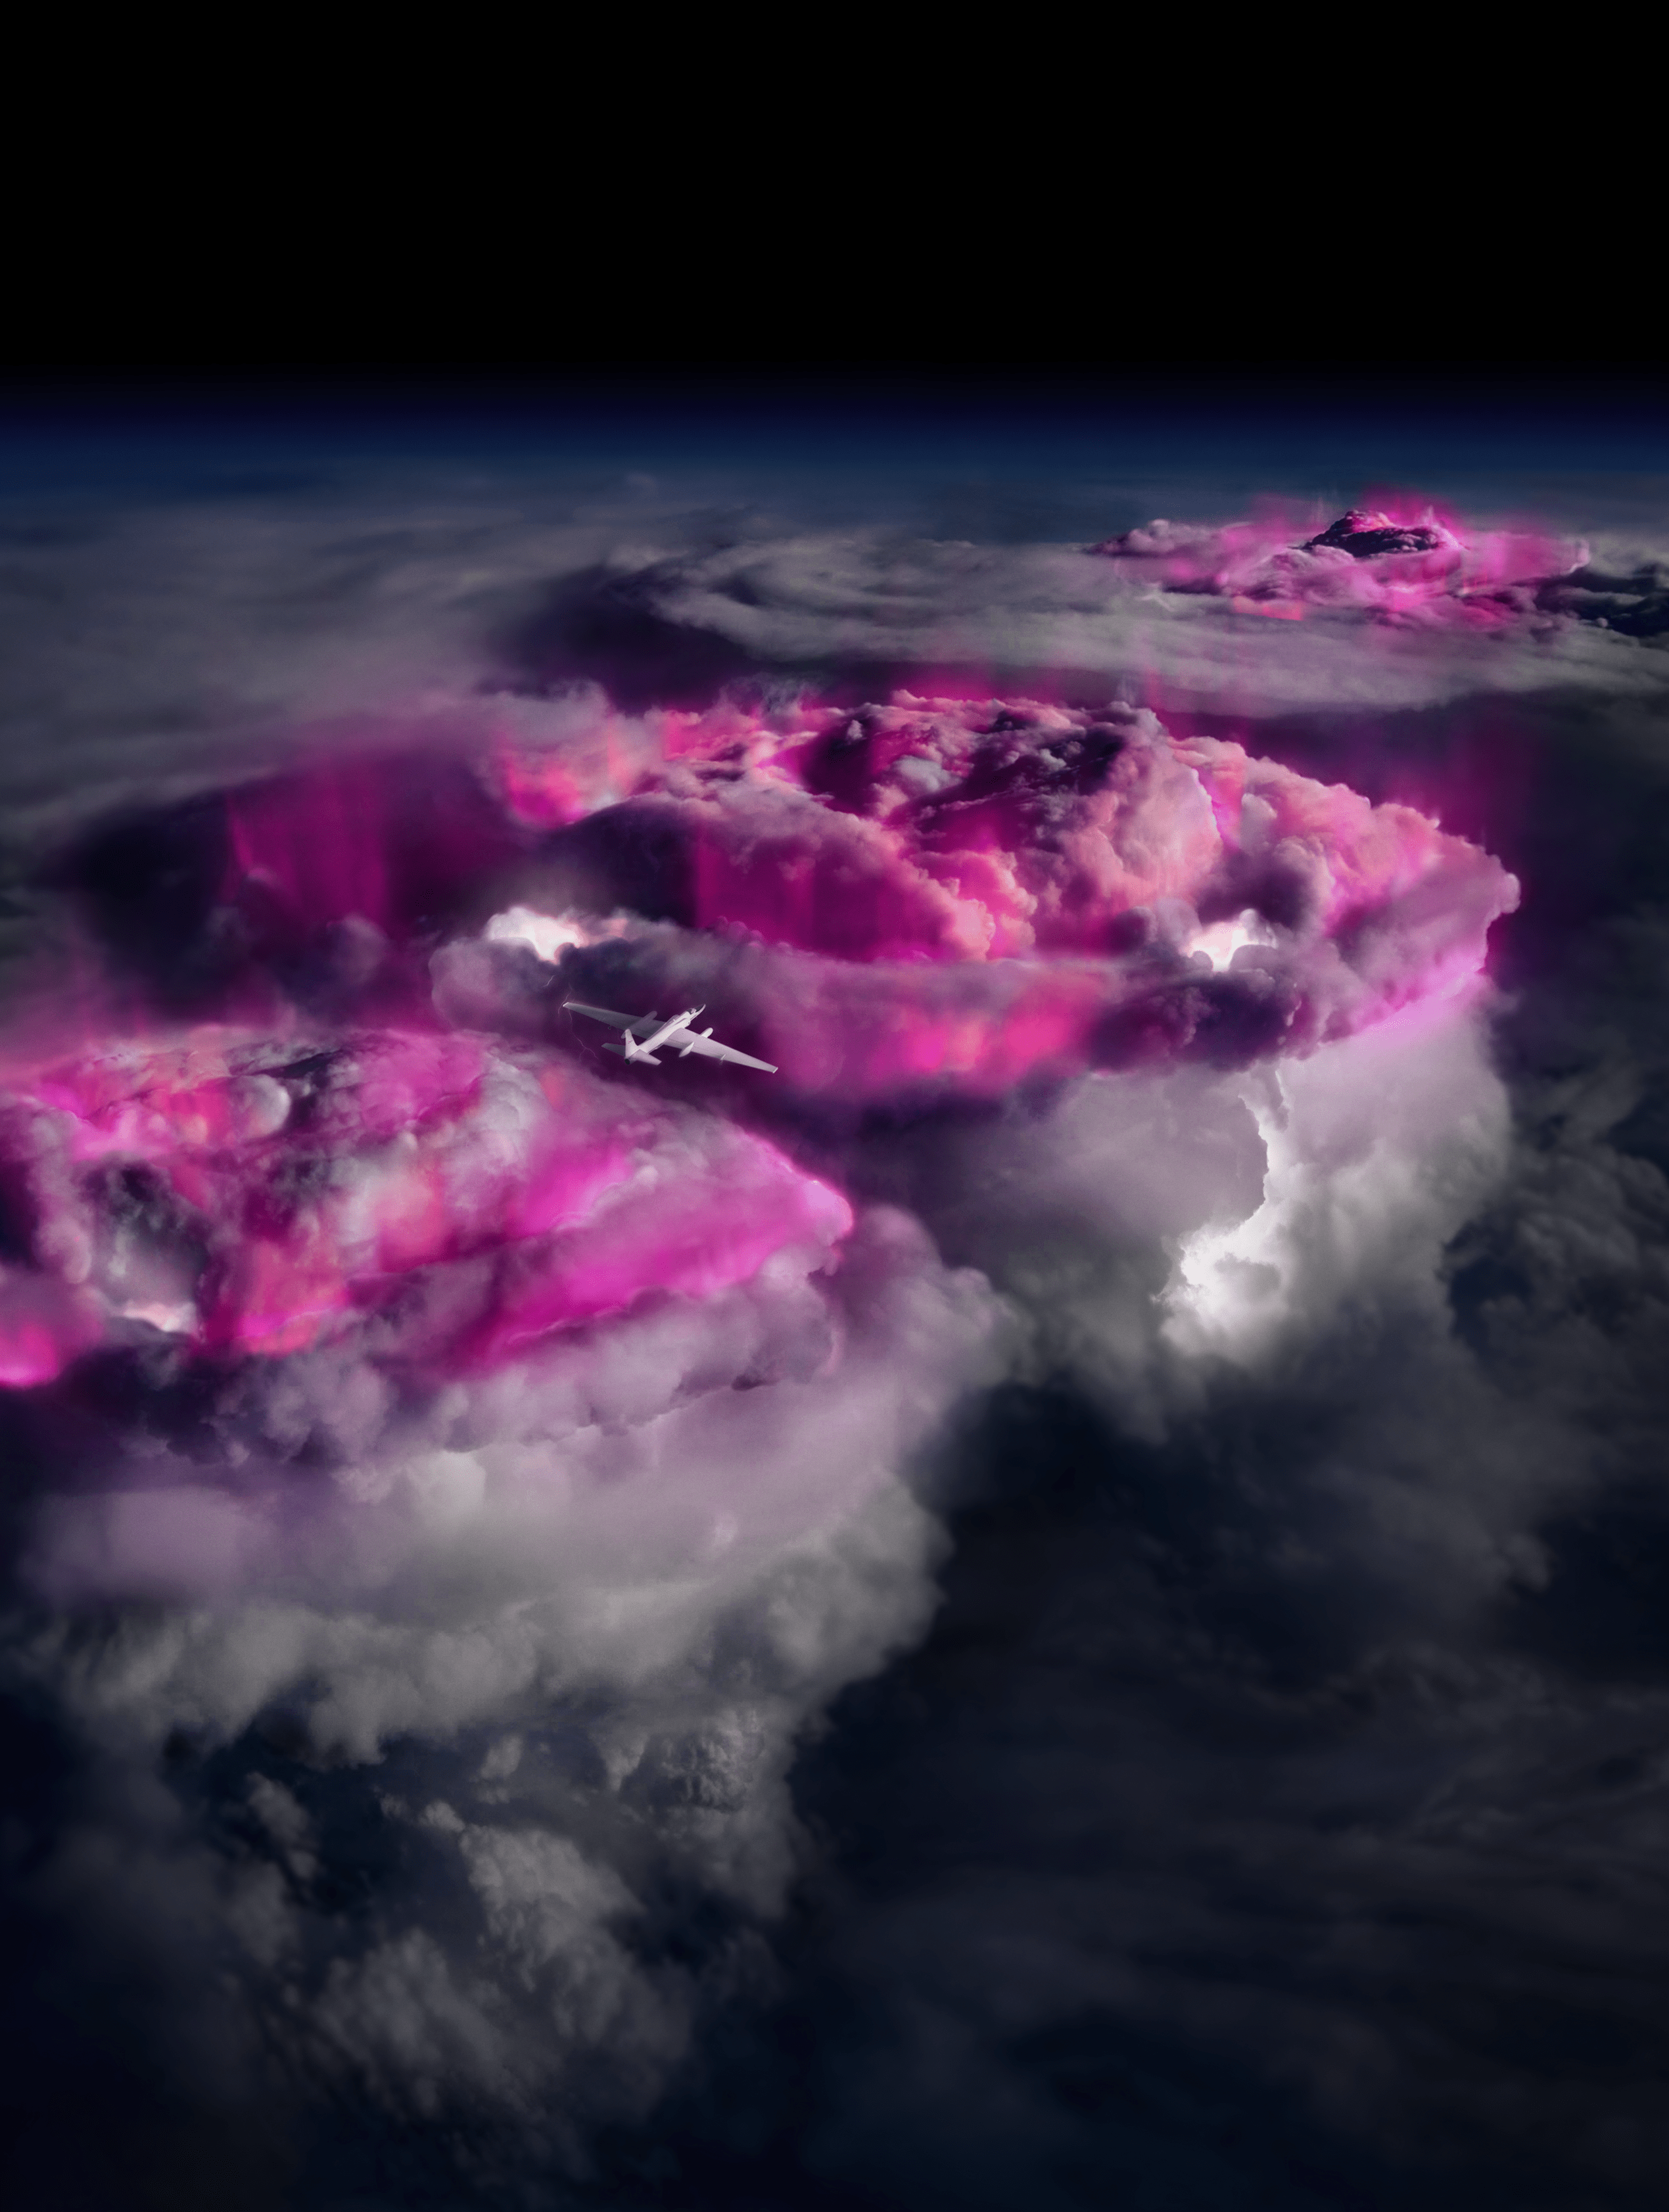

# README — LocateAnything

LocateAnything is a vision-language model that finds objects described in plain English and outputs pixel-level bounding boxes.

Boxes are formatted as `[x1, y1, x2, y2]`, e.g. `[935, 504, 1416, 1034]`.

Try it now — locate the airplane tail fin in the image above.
[602, 1040, 660, 1063]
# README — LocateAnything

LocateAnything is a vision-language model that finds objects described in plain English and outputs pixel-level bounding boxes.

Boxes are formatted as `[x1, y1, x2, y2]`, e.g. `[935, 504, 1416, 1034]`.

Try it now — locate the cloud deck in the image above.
[1, 450, 1666, 2209]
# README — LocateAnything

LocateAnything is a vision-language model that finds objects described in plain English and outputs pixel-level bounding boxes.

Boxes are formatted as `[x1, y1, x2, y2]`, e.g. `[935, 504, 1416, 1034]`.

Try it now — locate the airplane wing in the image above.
[678, 1031, 778, 1073]
[563, 1002, 663, 1036]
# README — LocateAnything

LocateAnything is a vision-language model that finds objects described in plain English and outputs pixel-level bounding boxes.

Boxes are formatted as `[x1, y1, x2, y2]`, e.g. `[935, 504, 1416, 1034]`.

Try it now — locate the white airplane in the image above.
[562, 1002, 778, 1072]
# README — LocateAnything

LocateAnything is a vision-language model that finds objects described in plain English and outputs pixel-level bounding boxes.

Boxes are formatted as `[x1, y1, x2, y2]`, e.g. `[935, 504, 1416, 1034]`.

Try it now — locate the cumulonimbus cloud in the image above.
[0, 677, 1520, 1635]
[0, 480, 1598, 2196]
[445, 690, 1518, 1106]
[1089, 501, 1589, 626]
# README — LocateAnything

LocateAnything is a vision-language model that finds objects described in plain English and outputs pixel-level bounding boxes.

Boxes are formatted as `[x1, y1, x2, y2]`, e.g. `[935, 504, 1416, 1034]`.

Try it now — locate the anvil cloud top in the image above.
[0, 666, 1515, 1389]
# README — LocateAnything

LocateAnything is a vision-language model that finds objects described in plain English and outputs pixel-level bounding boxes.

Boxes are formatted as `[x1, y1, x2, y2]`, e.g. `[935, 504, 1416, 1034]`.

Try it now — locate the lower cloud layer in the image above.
[0, 992, 1522, 2188]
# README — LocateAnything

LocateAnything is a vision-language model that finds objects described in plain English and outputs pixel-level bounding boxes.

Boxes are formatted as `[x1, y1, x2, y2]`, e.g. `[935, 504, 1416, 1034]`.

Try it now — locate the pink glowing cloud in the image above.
[3, 628, 1523, 1395]
[0, 1027, 851, 1388]
[479, 693, 1517, 1099]
[1091, 503, 1587, 626]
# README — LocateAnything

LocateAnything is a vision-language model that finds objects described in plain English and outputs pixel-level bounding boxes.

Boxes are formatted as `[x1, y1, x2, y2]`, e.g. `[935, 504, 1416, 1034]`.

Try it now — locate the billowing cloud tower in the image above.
[5, 450, 1653, 2209]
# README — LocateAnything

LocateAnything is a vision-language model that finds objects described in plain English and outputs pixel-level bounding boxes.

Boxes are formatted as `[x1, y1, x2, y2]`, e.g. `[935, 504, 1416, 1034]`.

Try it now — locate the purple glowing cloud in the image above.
[1089, 499, 1587, 626]
[0, 1029, 850, 1386]
[0, 654, 1521, 1392]
[475, 692, 1518, 1097]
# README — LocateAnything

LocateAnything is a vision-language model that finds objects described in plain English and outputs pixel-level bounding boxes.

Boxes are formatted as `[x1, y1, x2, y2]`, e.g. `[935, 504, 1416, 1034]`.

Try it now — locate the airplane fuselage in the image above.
[624, 1007, 704, 1062]
[563, 999, 776, 1076]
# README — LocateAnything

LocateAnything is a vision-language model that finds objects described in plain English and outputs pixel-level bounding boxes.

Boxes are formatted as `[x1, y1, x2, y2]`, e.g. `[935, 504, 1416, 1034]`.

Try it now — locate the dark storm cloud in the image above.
[1, 417, 1668, 2211]
[742, 676, 1669, 2212]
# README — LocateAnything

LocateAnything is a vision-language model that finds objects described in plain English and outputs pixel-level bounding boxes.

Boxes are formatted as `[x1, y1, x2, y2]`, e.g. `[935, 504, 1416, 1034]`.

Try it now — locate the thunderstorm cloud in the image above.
[1, 397, 1666, 2211]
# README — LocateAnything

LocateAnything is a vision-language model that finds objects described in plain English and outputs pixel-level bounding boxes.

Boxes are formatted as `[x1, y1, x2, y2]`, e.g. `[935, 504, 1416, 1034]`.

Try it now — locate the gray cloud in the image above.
[1, 434, 1667, 2209]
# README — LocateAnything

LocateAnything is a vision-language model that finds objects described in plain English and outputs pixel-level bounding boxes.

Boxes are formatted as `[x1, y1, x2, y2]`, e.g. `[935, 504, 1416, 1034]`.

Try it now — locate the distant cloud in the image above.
[1090, 501, 1589, 626]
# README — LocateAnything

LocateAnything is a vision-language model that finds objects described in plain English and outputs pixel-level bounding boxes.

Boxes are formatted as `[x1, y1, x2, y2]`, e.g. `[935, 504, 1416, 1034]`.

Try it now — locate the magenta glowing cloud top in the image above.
[469, 689, 1518, 1090]
[1089, 499, 1587, 624]
[0, 1030, 850, 1387]
[0, 676, 1515, 1392]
